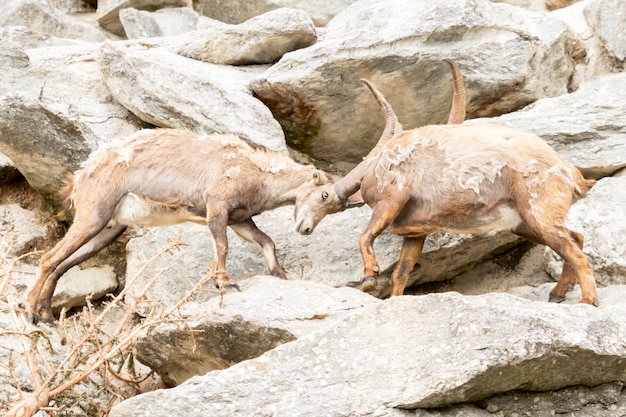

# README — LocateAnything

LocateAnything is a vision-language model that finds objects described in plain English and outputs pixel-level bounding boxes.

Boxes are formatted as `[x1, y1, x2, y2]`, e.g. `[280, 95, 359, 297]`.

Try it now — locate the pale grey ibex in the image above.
[27, 129, 359, 323]
[294, 61, 598, 306]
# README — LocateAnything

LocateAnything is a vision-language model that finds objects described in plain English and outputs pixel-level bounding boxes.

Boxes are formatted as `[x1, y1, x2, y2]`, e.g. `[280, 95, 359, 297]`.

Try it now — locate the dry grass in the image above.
[0, 231, 220, 416]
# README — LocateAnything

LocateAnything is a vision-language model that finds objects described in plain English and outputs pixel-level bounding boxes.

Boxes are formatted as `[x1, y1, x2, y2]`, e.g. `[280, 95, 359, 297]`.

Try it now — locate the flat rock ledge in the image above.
[112, 283, 626, 417]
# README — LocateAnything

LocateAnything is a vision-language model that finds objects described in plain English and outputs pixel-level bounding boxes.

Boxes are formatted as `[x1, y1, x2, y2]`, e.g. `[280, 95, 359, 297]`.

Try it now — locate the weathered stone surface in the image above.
[177, 8, 317, 65]
[112, 288, 626, 416]
[1, 0, 625, 413]
[552, 0, 621, 81]
[133, 276, 377, 386]
[546, 176, 626, 287]
[491, 0, 582, 12]
[584, 0, 626, 67]
[479, 381, 626, 416]
[490, 0, 548, 12]
[96, 0, 190, 36]
[120, 7, 199, 38]
[0, 43, 146, 198]
[47, 0, 95, 13]
[250, 0, 583, 165]
[98, 40, 287, 152]
[192, 0, 357, 26]
[0, 204, 50, 255]
[0, 0, 109, 42]
[51, 266, 118, 312]
[468, 72, 626, 178]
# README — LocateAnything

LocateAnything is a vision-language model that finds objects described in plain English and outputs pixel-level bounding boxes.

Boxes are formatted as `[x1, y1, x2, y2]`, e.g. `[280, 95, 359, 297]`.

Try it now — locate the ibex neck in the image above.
[260, 164, 316, 208]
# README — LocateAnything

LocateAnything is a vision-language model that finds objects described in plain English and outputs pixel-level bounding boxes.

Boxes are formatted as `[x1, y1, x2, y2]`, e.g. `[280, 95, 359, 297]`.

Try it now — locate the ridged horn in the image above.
[334, 79, 402, 201]
[443, 58, 466, 125]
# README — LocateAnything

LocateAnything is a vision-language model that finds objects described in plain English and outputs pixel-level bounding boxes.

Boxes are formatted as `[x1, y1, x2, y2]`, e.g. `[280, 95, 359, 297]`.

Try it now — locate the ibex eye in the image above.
[321, 191, 329, 201]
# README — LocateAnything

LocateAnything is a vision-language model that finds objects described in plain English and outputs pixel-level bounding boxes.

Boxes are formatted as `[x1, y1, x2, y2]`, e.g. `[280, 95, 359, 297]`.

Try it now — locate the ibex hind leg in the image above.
[545, 230, 585, 303]
[29, 216, 123, 323]
[390, 236, 427, 296]
[513, 222, 598, 307]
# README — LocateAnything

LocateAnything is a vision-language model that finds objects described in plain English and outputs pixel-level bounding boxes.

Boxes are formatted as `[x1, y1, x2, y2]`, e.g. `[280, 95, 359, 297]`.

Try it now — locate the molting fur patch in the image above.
[374, 142, 415, 192]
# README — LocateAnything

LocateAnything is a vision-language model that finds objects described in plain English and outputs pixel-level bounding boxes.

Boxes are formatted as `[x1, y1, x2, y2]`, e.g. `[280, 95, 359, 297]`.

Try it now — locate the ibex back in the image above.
[28, 129, 339, 323]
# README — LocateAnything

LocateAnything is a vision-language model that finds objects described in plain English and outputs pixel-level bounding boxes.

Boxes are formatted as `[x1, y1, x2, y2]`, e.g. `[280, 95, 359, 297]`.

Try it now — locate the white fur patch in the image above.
[224, 166, 241, 178]
[469, 206, 522, 235]
[527, 163, 575, 222]
[113, 193, 204, 226]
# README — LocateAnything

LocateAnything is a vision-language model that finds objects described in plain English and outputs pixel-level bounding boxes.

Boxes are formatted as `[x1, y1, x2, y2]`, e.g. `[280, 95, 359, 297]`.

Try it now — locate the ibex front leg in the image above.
[206, 209, 240, 292]
[230, 219, 287, 279]
[358, 194, 410, 292]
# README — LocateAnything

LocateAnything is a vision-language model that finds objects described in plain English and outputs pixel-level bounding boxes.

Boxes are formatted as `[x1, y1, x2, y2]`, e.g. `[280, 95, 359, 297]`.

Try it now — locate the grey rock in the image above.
[133, 276, 377, 386]
[111, 288, 626, 416]
[177, 8, 317, 65]
[98, 40, 287, 152]
[122, 204, 521, 310]
[120, 7, 199, 38]
[51, 266, 118, 313]
[192, 0, 357, 27]
[0, 43, 147, 198]
[0, 0, 109, 43]
[0, 204, 50, 255]
[584, 0, 626, 66]
[96, 0, 190, 36]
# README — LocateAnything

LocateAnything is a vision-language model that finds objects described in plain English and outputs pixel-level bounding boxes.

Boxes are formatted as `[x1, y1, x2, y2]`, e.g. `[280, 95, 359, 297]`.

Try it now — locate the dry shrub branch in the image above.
[1, 231, 220, 416]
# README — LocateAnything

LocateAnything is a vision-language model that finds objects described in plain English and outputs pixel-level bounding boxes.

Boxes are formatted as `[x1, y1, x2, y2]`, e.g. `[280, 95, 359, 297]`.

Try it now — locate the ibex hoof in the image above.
[548, 292, 566, 304]
[218, 283, 241, 294]
[359, 276, 377, 293]
[29, 307, 55, 325]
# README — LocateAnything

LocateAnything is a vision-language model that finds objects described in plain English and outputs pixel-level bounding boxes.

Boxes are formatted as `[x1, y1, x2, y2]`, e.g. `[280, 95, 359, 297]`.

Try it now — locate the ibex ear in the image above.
[312, 169, 323, 185]
[345, 189, 366, 208]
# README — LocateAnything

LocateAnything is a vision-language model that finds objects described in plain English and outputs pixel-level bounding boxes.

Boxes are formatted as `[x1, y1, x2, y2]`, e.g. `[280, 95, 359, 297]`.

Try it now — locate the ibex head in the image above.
[294, 171, 348, 235]
[294, 77, 402, 235]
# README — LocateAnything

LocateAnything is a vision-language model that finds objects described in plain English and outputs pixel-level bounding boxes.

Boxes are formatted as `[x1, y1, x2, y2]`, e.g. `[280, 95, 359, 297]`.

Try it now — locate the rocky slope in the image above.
[1, 0, 625, 415]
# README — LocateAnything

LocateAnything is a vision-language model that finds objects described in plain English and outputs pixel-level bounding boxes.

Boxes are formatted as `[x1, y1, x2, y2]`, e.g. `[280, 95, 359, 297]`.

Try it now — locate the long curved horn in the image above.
[334, 79, 402, 201]
[443, 59, 466, 125]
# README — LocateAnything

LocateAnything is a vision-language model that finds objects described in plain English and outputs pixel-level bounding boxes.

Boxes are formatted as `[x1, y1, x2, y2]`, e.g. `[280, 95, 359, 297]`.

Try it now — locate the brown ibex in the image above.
[295, 63, 599, 306]
[27, 129, 357, 323]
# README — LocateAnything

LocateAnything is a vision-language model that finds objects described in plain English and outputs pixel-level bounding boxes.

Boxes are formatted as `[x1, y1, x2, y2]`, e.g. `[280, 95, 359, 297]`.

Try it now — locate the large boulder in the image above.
[0, 0, 109, 42]
[119, 6, 200, 38]
[192, 0, 357, 26]
[176, 8, 317, 65]
[250, 0, 584, 165]
[98, 40, 287, 152]
[132, 276, 378, 386]
[96, 0, 190, 36]
[111, 287, 626, 416]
